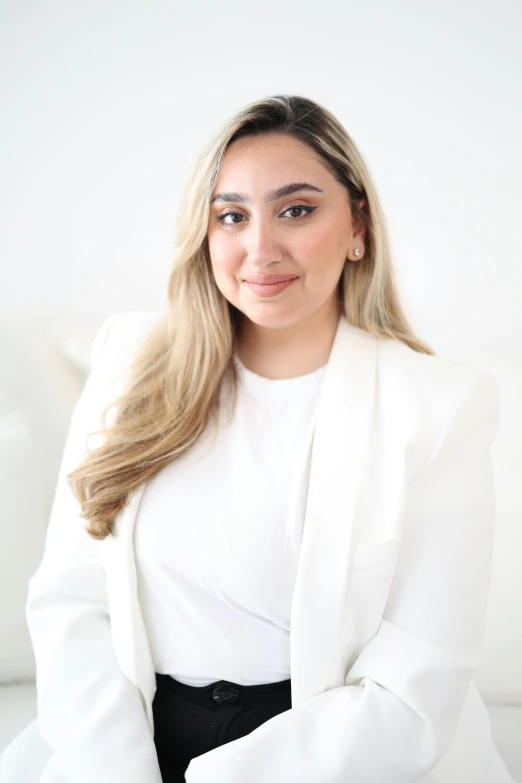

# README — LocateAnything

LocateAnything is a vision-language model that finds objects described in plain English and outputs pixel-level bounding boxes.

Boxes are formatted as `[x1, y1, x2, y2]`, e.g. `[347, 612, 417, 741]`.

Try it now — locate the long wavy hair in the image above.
[68, 93, 435, 540]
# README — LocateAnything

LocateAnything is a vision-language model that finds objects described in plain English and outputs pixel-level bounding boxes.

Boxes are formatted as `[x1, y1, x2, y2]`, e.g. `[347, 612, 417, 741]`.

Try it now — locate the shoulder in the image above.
[377, 334, 499, 407]
[375, 336, 500, 468]
[91, 309, 164, 368]
[82, 310, 165, 435]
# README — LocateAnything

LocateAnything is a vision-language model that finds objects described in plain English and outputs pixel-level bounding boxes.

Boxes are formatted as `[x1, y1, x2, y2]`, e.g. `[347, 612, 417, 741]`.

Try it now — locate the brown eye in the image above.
[281, 205, 316, 219]
[216, 212, 245, 225]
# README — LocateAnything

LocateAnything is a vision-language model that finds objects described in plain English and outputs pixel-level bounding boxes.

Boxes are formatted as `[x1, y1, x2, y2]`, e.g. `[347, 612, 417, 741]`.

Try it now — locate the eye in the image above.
[215, 204, 317, 226]
[216, 211, 245, 226]
[281, 205, 316, 220]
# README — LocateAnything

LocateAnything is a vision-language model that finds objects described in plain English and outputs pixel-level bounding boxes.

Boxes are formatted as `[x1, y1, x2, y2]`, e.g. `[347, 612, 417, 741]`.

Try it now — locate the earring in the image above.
[353, 248, 361, 257]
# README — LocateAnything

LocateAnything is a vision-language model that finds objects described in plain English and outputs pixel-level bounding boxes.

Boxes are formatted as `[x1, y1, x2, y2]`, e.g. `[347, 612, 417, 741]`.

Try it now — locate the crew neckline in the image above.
[232, 352, 328, 401]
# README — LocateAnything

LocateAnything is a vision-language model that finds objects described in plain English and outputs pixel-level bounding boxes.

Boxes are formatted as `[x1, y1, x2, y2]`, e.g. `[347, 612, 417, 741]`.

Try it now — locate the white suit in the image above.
[0, 310, 514, 783]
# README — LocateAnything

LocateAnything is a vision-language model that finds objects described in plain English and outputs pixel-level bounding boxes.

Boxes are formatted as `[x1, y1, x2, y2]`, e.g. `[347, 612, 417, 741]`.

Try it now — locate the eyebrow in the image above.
[210, 181, 324, 205]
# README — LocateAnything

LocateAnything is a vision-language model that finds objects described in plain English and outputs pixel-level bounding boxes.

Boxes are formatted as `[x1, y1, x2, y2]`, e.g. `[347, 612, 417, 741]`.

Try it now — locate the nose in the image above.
[243, 215, 284, 267]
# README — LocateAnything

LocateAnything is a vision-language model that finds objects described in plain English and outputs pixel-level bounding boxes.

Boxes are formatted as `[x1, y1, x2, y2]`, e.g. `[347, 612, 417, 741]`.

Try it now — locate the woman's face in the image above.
[207, 132, 365, 331]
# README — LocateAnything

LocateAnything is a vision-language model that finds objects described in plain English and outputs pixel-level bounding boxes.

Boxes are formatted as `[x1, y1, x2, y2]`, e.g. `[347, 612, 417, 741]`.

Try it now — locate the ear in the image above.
[352, 198, 367, 241]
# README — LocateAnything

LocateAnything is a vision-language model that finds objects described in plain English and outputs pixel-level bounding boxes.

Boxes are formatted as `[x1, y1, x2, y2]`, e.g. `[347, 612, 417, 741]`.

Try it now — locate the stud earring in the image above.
[353, 248, 361, 257]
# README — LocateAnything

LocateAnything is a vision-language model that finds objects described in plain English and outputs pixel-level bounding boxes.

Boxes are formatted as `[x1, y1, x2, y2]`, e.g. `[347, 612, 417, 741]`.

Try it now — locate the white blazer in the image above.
[0, 310, 514, 783]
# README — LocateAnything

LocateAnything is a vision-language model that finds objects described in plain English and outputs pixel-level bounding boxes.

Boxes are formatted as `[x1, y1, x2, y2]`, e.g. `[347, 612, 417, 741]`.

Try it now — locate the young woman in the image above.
[1, 95, 513, 783]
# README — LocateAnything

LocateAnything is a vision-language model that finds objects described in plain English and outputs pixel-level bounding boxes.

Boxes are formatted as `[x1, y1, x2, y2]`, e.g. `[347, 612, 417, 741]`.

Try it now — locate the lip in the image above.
[246, 278, 297, 297]
[243, 274, 298, 284]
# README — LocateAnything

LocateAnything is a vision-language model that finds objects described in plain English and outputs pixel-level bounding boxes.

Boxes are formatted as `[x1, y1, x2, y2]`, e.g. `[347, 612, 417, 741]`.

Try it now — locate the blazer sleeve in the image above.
[25, 315, 163, 783]
[184, 370, 501, 783]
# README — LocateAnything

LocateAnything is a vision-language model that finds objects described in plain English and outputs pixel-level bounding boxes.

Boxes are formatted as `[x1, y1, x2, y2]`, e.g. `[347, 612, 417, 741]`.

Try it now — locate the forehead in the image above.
[214, 134, 329, 187]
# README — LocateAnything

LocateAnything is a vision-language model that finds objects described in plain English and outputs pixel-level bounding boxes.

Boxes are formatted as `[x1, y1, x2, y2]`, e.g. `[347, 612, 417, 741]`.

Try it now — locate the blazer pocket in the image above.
[350, 534, 402, 571]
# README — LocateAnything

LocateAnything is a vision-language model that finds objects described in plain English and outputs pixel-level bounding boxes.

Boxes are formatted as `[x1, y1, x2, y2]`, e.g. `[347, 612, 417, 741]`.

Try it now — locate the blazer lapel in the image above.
[290, 316, 378, 705]
[100, 314, 378, 723]
[99, 482, 156, 728]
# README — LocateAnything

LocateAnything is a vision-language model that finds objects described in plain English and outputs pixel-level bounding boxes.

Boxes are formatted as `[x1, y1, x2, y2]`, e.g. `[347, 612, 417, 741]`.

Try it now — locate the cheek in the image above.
[208, 230, 226, 261]
[299, 223, 344, 272]
[208, 237, 246, 301]
[208, 233, 239, 276]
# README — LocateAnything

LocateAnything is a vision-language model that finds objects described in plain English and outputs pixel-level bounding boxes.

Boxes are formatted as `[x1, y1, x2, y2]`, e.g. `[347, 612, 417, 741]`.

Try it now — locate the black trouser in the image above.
[152, 672, 292, 782]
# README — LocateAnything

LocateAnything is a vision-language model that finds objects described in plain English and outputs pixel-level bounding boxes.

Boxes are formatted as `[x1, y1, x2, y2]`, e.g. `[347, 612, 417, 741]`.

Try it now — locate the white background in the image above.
[1, 0, 521, 743]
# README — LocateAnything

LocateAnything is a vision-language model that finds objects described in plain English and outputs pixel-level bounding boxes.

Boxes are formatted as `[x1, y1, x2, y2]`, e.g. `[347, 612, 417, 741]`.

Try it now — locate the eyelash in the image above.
[216, 204, 317, 226]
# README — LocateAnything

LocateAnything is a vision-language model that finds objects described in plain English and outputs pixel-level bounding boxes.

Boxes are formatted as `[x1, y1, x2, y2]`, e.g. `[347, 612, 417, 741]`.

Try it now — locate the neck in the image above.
[235, 302, 342, 380]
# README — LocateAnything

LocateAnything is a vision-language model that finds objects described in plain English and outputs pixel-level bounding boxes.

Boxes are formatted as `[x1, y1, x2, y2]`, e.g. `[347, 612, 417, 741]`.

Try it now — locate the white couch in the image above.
[1, 312, 521, 781]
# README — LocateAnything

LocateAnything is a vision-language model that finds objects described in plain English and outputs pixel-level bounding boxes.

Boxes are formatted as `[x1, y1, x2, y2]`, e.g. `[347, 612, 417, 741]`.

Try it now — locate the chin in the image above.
[239, 305, 308, 330]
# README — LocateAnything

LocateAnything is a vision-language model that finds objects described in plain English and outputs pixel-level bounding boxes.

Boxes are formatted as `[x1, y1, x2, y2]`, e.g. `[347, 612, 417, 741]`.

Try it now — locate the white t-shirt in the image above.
[134, 351, 328, 686]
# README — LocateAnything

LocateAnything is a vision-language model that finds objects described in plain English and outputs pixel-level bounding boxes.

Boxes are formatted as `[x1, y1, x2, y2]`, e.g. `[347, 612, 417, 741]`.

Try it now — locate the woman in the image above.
[0, 95, 513, 783]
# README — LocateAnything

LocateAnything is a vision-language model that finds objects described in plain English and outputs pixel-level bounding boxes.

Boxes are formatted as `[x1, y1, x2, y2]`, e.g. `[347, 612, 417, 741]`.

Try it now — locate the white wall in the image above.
[1, 0, 521, 699]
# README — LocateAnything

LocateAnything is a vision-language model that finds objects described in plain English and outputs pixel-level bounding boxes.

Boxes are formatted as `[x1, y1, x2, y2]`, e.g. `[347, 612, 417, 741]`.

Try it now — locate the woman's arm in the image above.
[184, 370, 501, 783]
[25, 315, 163, 783]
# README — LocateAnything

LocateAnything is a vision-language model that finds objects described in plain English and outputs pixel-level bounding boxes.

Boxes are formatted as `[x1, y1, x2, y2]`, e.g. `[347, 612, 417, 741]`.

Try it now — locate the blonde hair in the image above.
[68, 94, 435, 540]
